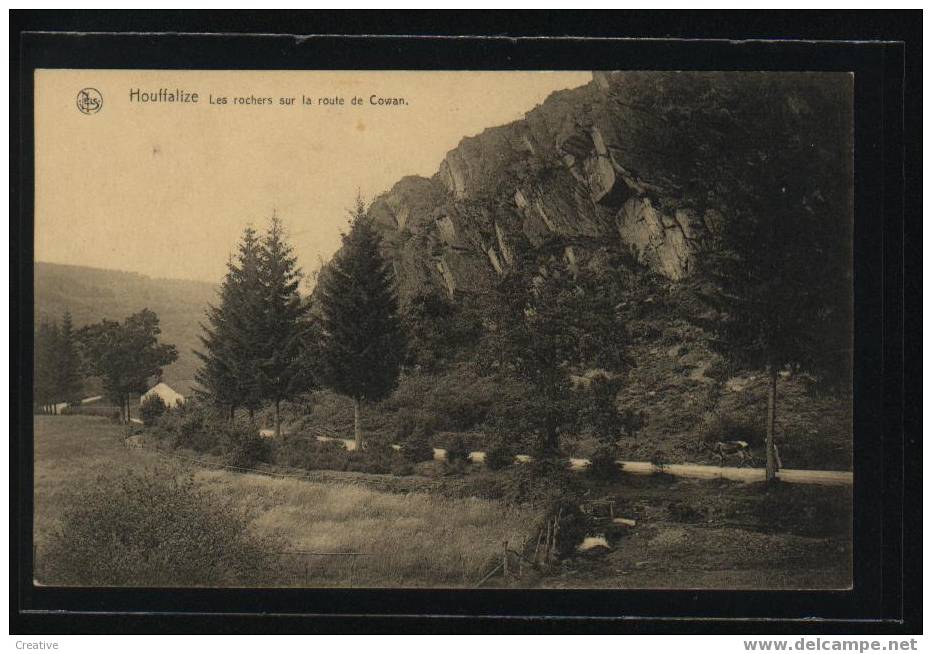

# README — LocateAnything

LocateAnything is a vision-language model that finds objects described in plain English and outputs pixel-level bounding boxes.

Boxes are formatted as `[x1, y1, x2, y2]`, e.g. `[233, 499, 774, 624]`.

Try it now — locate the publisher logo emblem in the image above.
[76, 88, 102, 115]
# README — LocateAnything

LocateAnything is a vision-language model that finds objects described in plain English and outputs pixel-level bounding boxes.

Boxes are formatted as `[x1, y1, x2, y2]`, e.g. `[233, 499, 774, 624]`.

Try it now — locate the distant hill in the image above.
[34, 262, 217, 388]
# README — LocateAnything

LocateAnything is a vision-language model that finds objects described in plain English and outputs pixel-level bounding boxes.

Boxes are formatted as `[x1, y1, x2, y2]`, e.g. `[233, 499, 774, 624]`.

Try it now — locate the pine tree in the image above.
[258, 215, 314, 438]
[485, 266, 630, 455]
[56, 312, 83, 406]
[195, 227, 266, 420]
[34, 318, 60, 414]
[34, 313, 83, 414]
[194, 277, 240, 420]
[225, 226, 267, 417]
[317, 197, 406, 449]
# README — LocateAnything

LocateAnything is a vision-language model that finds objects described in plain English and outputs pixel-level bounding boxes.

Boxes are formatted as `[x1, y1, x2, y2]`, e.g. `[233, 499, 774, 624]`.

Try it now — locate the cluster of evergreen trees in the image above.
[196, 202, 405, 445]
[196, 217, 312, 437]
[34, 313, 82, 414]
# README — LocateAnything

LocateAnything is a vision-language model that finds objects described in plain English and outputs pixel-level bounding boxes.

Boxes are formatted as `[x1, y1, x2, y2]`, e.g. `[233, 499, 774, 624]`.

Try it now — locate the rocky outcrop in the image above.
[338, 72, 722, 302]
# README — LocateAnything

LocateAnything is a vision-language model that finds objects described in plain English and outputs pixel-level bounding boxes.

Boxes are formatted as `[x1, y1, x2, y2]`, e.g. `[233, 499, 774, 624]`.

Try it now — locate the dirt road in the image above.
[258, 429, 851, 487]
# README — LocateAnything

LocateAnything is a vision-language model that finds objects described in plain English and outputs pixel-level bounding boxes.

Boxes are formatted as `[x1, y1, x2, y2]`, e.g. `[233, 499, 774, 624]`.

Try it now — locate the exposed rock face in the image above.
[350, 72, 717, 301]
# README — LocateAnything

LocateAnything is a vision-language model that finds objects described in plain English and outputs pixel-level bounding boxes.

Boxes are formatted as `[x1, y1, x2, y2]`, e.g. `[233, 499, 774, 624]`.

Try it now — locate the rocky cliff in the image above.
[308, 72, 853, 469]
[362, 71, 718, 304]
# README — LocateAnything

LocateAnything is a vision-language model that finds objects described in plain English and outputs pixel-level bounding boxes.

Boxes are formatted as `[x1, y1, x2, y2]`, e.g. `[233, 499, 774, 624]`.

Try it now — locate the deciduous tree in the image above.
[79, 309, 178, 422]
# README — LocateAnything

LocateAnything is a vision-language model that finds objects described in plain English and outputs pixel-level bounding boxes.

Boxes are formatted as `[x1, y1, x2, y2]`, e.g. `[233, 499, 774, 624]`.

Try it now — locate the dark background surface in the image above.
[10, 10, 921, 634]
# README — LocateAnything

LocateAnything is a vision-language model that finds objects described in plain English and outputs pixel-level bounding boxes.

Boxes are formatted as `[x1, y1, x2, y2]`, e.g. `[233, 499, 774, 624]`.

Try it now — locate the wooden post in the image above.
[533, 525, 544, 565]
[551, 507, 563, 562]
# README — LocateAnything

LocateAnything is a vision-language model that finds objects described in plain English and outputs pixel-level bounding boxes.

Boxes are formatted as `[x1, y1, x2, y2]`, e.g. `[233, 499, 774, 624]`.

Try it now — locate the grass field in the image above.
[33, 416, 536, 587]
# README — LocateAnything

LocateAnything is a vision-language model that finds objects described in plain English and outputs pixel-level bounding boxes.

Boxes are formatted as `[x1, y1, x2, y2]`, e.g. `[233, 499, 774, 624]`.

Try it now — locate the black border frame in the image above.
[10, 10, 921, 634]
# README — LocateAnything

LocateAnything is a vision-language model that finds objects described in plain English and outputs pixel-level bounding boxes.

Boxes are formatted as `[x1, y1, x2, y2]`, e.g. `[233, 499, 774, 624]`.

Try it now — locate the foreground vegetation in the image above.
[35, 415, 851, 589]
[34, 416, 535, 587]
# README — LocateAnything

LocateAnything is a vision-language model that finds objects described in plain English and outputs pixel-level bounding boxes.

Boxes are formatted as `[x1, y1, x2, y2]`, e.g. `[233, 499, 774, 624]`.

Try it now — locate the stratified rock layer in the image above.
[358, 72, 712, 302]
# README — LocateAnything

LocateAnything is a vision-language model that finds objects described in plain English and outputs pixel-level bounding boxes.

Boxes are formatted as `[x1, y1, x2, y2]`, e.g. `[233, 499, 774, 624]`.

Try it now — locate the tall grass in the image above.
[196, 470, 536, 587]
[34, 416, 537, 588]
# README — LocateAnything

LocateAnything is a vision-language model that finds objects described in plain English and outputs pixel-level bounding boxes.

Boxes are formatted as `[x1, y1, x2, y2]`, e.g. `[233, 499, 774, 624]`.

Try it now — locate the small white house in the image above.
[140, 382, 187, 407]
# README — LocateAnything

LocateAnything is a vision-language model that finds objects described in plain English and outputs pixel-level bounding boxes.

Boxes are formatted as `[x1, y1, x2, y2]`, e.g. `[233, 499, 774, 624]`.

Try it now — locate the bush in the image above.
[41, 468, 280, 586]
[140, 394, 168, 426]
[403, 423, 436, 463]
[455, 472, 513, 500]
[226, 430, 273, 469]
[553, 500, 592, 559]
[698, 412, 764, 447]
[503, 456, 581, 505]
[444, 434, 469, 464]
[393, 408, 418, 443]
[650, 449, 670, 472]
[484, 437, 515, 471]
[588, 446, 622, 481]
[274, 438, 349, 471]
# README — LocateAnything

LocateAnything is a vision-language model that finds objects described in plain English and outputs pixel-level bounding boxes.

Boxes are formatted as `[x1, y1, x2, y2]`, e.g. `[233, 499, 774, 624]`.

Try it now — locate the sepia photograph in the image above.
[31, 68, 855, 591]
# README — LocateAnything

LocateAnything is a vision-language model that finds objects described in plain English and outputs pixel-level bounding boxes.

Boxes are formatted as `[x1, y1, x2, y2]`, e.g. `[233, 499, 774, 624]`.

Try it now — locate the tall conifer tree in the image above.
[56, 312, 83, 405]
[34, 313, 84, 414]
[258, 215, 313, 438]
[195, 227, 266, 419]
[195, 261, 241, 420]
[34, 318, 60, 414]
[318, 198, 405, 448]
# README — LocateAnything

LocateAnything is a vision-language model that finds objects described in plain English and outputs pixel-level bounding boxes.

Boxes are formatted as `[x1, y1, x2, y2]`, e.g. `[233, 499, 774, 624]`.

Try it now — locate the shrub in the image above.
[226, 430, 273, 469]
[41, 468, 280, 586]
[140, 394, 168, 426]
[403, 423, 436, 463]
[553, 500, 592, 559]
[455, 472, 512, 500]
[274, 438, 349, 471]
[390, 460, 416, 476]
[698, 412, 765, 447]
[587, 446, 622, 481]
[393, 408, 418, 443]
[444, 434, 469, 464]
[484, 437, 514, 471]
[345, 450, 392, 475]
[650, 449, 670, 473]
[668, 500, 706, 523]
[503, 456, 581, 505]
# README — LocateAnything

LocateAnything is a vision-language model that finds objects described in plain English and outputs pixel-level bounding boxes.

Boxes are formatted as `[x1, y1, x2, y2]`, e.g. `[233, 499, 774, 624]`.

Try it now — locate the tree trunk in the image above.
[353, 398, 363, 450]
[765, 367, 778, 482]
[274, 400, 282, 439]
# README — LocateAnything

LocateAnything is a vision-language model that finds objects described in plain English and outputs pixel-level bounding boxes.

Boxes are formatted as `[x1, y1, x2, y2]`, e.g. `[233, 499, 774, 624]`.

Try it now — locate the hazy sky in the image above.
[35, 70, 592, 283]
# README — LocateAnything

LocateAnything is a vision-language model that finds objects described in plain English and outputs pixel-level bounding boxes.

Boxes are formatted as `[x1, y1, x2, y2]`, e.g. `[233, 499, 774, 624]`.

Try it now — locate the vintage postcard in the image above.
[33, 69, 853, 590]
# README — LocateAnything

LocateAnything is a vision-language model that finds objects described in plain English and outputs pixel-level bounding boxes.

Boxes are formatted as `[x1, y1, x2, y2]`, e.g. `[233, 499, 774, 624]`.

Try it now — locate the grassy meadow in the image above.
[33, 415, 536, 587]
